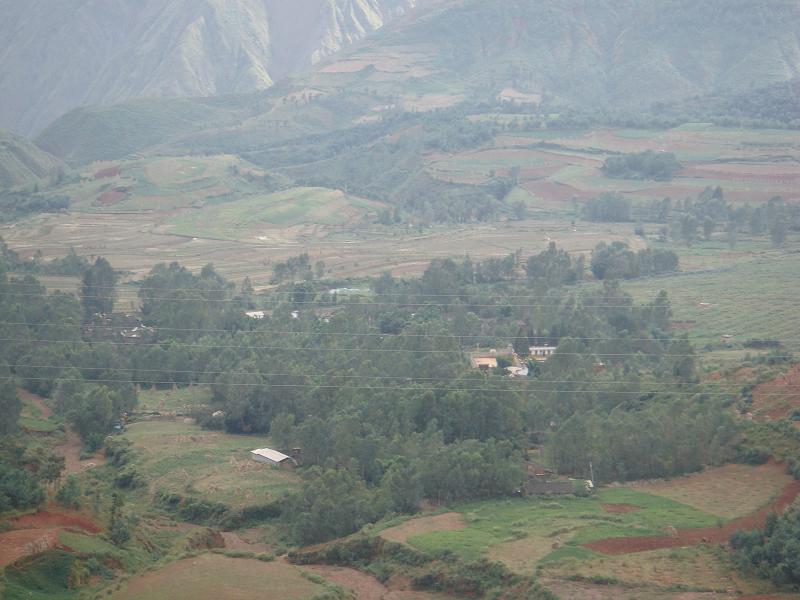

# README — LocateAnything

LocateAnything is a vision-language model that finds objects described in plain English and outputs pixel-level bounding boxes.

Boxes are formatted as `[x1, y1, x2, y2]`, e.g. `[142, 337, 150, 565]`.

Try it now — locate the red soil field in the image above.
[0, 529, 59, 567]
[584, 479, 800, 555]
[0, 510, 101, 567]
[750, 364, 800, 421]
[96, 189, 127, 206]
[94, 166, 120, 179]
[522, 180, 591, 202]
[11, 510, 101, 534]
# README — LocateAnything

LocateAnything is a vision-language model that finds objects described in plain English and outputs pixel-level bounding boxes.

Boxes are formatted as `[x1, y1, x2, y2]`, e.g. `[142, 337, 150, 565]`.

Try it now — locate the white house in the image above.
[529, 345, 557, 361]
[250, 447, 297, 468]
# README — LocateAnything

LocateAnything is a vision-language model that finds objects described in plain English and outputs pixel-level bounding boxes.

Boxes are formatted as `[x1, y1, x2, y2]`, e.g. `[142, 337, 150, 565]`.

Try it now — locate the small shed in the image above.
[250, 447, 297, 468]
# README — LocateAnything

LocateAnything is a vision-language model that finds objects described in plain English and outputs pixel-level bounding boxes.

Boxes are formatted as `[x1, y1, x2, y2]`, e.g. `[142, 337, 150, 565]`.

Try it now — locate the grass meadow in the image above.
[123, 419, 300, 509]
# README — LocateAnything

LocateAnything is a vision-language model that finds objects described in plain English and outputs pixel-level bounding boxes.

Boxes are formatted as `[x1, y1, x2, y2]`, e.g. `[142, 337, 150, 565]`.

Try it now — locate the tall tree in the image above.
[0, 379, 21, 435]
[80, 257, 116, 317]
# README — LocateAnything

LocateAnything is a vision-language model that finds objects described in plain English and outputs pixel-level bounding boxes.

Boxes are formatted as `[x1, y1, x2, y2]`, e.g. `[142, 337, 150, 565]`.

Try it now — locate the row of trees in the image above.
[581, 188, 797, 248]
[590, 242, 679, 280]
[602, 150, 682, 181]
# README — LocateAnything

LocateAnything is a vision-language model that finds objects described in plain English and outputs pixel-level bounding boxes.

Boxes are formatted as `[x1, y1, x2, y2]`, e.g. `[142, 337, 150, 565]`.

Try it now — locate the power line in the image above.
[0, 375, 770, 397]
[6, 363, 800, 391]
[1, 336, 795, 358]
[0, 321, 772, 344]
[0, 290, 716, 309]
[4, 280, 797, 301]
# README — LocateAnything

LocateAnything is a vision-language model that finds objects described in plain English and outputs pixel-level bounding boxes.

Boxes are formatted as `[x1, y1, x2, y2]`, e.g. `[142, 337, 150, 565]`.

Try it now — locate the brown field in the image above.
[0, 509, 102, 568]
[94, 165, 121, 179]
[542, 578, 740, 600]
[97, 189, 127, 206]
[0, 529, 59, 568]
[629, 462, 793, 519]
[541, 546, 766, 596]
[487, 535, 556, 575]
[750, 364, 800, 423]
[379, 512, 465, 544]
[114, 554, 322, 600]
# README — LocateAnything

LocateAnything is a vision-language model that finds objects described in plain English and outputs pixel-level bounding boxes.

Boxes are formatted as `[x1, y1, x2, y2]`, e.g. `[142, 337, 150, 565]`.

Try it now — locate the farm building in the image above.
[529, 345, 557, 361]
[470, 356, 498, 371]
[250, 447, 297, 468]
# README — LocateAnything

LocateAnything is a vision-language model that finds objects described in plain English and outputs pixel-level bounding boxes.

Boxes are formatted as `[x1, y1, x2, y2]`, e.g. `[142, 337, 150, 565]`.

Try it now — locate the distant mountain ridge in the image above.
[0, 0, 419, 136]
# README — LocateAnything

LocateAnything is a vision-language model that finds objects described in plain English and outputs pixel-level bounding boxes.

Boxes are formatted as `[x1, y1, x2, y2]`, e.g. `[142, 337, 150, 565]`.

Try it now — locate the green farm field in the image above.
[625, 236, 800, 349]
[123, 419, 300, 509]
[162, 186, 385, 241]
[399, 489, 717, 567]
[55, 155, 277, 213]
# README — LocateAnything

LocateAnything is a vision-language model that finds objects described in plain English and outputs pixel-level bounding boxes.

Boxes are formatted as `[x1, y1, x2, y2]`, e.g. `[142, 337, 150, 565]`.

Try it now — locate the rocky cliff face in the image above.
[0, 0, 417, 135]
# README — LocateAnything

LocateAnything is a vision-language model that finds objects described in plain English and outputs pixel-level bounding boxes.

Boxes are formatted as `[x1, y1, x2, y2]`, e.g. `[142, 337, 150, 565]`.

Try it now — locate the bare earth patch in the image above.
[380, 512, 465, 544]
[602, 503, 641, 514]
[0, 529, 59, 568]
[629, 462, 791, 519]
[0, 509, 101, 568]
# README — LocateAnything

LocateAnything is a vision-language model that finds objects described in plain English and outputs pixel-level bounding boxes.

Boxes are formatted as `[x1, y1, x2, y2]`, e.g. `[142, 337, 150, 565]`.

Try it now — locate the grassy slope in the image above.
[164, 186, 384, 240]
[625, 236, 800, 349]
[123, 420, 300, 509]
[0, 129, 63, 189]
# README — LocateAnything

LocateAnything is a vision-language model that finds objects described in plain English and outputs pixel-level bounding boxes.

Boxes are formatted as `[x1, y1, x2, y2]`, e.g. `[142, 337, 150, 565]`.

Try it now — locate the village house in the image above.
[529, 345, 557, 361]
[470, 356, 498, 371]
[250, 447, 297, 469]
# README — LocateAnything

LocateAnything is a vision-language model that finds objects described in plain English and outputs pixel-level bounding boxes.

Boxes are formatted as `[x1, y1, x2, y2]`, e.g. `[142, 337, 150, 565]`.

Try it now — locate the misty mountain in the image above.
[0, 0, 418, 136]
[35, 0, 800, 167]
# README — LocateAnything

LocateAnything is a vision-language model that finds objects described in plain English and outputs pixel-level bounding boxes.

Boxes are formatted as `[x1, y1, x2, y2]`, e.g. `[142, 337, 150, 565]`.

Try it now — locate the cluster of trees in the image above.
[583, 193, 633, 222]
[270, 253, 325, 284]
[590, 242, 679, 280]
[580, 188, 797, 249]
[526, 242, 584, 287]
[286, 437, 522, 544]
[637, 188, 798, 248]
[551, 396, 737, 482]
[0, 243, 740, 545]
[601, 151, 682, 181]
[731, 509, 800, 590]
[0, 189, 69, 222]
